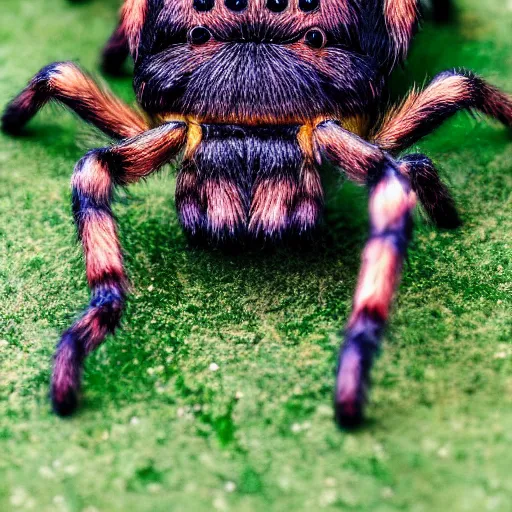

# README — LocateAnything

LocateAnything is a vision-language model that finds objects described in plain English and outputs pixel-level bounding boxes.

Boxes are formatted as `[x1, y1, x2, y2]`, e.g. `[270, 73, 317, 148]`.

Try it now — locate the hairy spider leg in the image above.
[314, 118, 455, 226]
[315, 121, 416, 427]
[373, 70, 512, 154]
[2, 62, 148, 139]
[398, 154, 461, 228]
[384, 0, 418, 61]
[52, 122, 187, 415]
[337, 164, 414, 427]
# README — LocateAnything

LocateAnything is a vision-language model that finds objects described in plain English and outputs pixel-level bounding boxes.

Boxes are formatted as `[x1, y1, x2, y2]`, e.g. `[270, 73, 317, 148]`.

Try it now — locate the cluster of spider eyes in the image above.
[193, 0, 319, 13]
[190, 0, 325, 48]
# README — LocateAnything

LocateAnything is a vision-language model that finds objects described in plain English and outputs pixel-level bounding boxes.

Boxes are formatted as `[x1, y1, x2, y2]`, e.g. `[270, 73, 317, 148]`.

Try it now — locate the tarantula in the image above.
[3, 0, 511, 427]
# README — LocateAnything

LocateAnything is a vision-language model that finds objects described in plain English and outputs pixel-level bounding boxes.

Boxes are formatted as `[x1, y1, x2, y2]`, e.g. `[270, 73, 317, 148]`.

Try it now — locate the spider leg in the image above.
[316, 119, 456, 226]
[315, 121, 416, 427]
[101, 21, 131, 75]
[383, 0, 418, 62]
[399, 153, 461, 228]
[373, 69, 512, 154]
[51, 122, 187, 416]
[2, 61, 147, 139]
[337, 168, 414, 427]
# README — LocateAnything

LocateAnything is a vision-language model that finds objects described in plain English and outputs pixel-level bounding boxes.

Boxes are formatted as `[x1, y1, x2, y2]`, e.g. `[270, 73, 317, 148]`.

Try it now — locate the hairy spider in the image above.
[3, 0, 512, 427]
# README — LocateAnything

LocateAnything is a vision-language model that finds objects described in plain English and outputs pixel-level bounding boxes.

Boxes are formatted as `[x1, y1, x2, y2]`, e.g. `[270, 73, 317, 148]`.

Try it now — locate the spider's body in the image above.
[126, 0, 392, 244]
[3, 0, 512, 427]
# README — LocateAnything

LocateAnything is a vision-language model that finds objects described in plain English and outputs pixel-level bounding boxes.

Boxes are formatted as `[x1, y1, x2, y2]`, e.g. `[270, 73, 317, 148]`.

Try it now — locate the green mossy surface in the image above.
[0, 0, 511, 510]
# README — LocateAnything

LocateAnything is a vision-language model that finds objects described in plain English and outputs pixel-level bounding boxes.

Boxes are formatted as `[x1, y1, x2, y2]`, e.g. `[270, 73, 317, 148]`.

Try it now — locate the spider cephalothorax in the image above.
[132, 0, 381, 123]
[3, 0, 512, 427]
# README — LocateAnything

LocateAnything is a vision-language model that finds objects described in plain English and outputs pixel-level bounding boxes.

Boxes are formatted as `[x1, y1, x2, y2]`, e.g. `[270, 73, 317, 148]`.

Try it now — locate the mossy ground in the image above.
[1, 0, 511, 510]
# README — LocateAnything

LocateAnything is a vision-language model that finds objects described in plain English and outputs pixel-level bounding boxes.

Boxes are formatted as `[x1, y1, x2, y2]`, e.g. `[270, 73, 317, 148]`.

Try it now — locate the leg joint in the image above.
[72, 150, 115, 218]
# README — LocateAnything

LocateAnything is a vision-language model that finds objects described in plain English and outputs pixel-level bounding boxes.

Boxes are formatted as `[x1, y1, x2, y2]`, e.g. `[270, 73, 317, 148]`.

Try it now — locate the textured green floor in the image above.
[1, 0, 511, 510]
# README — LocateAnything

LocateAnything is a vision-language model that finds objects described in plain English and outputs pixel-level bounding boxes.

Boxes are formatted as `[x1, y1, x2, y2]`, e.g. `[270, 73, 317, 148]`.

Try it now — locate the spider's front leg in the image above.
[314, 121, 417, 428]
[2, 62, 147, 139]
[52, 122, 187, 416]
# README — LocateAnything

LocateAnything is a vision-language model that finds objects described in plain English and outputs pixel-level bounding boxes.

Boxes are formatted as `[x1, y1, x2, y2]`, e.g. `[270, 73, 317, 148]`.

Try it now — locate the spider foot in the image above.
[50, 286, 124, 416]
[51, 331, 84, 416]
[334, 315, 383, 429]
[2, 100, 31, 135]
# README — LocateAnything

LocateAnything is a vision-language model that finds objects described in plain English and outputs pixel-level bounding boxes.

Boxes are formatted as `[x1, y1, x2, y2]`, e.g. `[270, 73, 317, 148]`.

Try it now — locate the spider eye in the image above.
[299, 0, 319, 12]
[266, 0, 288, 12]
[225, 0, 248, 12]
[304, 29, 326, 49]
[193, 0, 215, 11]
[188, 26, 212, 45]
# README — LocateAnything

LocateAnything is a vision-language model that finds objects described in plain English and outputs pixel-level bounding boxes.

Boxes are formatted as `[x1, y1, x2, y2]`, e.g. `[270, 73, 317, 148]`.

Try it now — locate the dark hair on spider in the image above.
[3, 0, 512, 428]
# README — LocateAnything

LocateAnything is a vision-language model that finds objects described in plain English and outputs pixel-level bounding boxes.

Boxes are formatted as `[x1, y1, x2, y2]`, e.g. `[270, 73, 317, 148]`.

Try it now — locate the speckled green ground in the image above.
[0, 0, 511, 511]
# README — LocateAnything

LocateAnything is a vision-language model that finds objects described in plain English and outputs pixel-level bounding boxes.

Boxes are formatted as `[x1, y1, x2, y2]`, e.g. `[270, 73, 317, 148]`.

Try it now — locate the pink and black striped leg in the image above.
[314, 121, 416, 427]
[101, 22, 130, 75]
[336, 167, 415, 427]
[2, 61, 147, 139]
[52, 122, 187, 415]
